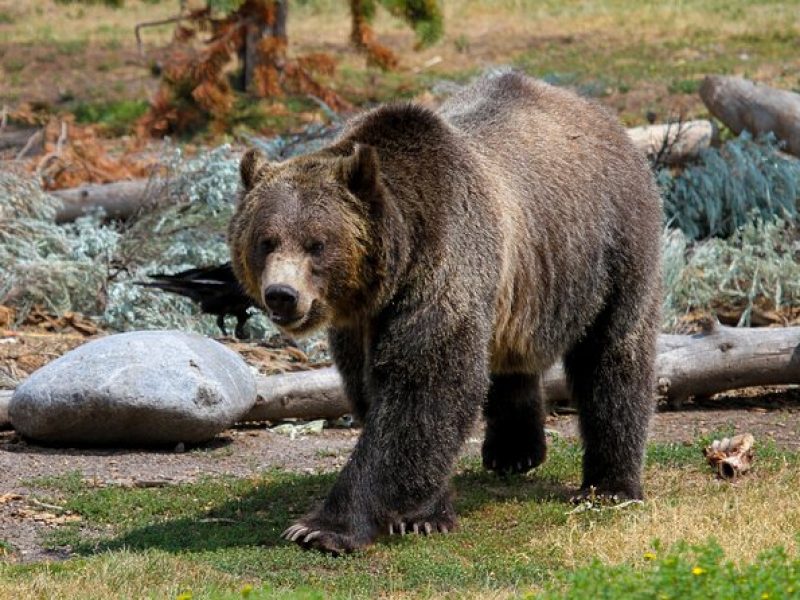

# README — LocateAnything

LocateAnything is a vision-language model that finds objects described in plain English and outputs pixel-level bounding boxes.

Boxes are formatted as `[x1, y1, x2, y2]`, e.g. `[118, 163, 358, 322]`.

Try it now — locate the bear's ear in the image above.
[339, 143, 381, 202]
[240, 148, 270, 191]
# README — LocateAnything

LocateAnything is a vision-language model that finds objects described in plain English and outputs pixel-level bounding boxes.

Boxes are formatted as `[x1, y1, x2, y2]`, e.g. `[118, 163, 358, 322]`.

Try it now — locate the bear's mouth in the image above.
[269, 312, 302, 327]
[270, 301, 328, 337]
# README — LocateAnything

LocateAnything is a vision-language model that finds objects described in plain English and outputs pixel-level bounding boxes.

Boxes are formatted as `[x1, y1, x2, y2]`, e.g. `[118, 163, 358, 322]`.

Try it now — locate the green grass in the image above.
[539, 541, 800, 599]
[72, 99, 149, 135]
[3, 438, 800, 598]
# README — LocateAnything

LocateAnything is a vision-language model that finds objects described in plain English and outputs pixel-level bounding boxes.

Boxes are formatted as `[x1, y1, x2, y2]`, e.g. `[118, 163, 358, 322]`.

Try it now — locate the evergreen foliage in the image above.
[662, 219, 800, 329]
[659, 132, 800, 240]
[2, 132, 798, 337]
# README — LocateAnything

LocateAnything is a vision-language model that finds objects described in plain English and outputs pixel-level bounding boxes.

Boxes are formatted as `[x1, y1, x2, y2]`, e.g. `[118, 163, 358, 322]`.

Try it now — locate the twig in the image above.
[307, 95, 341, 122]
[35, 120, 68, 179]
[135, 15, 187, 55]
[14, 129, 43, 161]
[566, 499, 644, 515]
[650, 114, 685, 171]
[29, 498, 68, 513]
[0, 105, 8, 134]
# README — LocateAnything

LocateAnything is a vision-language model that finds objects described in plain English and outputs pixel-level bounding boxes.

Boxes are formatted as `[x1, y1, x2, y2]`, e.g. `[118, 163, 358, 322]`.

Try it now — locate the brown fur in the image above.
[228, 71, 662, 555]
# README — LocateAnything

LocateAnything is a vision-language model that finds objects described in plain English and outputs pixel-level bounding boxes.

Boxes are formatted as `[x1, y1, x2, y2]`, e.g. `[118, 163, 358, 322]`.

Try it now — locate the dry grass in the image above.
[0, 551, 244, 600]
[539, 464, 800, 570]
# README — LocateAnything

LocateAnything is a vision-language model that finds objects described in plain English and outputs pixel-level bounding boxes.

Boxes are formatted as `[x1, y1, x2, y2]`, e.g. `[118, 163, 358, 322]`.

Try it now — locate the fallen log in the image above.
[626, 119, 715, 165]
[1, 325, 798, 428]
[700, 75, 800, 157]
[248, 367, 348, 422]
[51, 179, 163, 223]
[0, 127, 42, 153]
[0, 390, 9, 430]
[654, 325, 800, 409]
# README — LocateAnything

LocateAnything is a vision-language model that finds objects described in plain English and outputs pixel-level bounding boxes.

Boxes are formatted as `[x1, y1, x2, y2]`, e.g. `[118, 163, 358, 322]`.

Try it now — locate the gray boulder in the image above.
[10, 331, 257, 445]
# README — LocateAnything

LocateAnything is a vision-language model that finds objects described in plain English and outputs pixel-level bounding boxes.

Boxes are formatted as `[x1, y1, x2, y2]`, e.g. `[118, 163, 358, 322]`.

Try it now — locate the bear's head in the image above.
[229, 143, 388, 337]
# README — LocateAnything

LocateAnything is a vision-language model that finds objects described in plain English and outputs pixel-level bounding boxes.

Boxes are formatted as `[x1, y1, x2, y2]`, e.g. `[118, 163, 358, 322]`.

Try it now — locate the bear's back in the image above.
[439, 72, 662, 373]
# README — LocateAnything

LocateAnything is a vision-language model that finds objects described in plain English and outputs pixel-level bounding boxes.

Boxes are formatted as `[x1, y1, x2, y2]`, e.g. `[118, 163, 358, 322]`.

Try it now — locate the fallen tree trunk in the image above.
[248, 367, 348, 422]
[51, 179, 163, 223]
[626, 120, 715, 165]
[1, 325, 798, 428]
[0, 390, 9, 430]
[700, 75, 800, 157]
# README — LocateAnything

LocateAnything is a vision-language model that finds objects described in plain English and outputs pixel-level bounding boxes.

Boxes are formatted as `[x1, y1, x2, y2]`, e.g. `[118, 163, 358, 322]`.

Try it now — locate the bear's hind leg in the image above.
[564, 298, 658, 500]
[482, 373, 547, 475]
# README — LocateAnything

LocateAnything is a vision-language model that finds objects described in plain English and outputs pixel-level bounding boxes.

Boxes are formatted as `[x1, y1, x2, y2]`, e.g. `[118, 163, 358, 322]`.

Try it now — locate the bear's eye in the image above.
[307, 241, 325, 257]
[260, 238, 277, 255]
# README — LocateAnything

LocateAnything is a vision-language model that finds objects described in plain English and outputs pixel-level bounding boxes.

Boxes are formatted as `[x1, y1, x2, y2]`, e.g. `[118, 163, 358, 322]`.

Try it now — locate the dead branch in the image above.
[14, 129, 44, 161]
[50, 178, 165, 223]
[700, 75, 800, 157]
[627, 119, 715, 165]
[35, 121, 68, 180]
[135, 15, 188, 55]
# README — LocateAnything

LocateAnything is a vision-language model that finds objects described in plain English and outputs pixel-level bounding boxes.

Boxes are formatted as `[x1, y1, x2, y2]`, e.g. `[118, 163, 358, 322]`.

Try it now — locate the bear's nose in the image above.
[264, 284, 299, 320]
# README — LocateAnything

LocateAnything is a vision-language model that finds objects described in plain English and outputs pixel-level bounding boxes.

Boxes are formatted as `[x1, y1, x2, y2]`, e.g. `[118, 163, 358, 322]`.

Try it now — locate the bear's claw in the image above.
[282, 521, 369, 556]
[482, 429, 546, 475]
[388, 520, 449, 536]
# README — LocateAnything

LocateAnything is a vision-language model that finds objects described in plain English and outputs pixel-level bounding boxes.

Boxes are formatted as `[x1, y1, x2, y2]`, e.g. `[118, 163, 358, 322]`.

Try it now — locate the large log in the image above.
[700, 75, 800, 157]
[51, 179, 163, 223]
[1, 325, 798, 429]
[626, 120, 715, 165]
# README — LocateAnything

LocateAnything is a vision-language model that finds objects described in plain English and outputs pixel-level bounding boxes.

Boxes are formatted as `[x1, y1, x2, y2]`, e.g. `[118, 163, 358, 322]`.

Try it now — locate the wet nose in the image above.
[264, 284, 299, 319]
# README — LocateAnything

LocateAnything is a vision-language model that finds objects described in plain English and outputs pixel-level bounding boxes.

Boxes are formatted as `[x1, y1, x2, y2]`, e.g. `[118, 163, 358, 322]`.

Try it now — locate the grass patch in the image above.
[540, 541, 800, 599]
[72, 99, 149, 135]
[3, 439, 800, 597]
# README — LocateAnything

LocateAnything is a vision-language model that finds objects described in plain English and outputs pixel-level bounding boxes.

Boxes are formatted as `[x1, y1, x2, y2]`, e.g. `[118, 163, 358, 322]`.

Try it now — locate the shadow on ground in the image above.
[81, 469, 574, 554]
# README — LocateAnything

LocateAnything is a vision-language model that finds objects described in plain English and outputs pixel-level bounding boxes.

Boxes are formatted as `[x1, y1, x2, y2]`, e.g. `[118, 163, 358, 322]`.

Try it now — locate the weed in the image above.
[668, 78, 701, 94]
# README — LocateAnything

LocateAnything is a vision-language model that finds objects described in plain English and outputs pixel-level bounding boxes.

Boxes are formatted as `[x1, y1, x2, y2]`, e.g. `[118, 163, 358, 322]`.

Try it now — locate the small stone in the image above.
[10, 331, 257, 445]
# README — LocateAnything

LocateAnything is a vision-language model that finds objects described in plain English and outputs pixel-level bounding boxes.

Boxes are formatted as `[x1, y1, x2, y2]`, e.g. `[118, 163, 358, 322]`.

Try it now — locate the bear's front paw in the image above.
[282, 521, 372, 556]
[482, 426, 547, 475]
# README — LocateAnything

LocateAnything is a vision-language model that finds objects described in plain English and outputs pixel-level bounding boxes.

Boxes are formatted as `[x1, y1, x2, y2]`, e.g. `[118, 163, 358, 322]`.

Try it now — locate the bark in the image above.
[0, 390, 9, 430]
[0, 127, 42, 153]
[2, 326, 798, 429]
[50, 179, 163, 223]
[626, 120, 715, 165]
[240, 0, 288, 94]
[654, 324, 800, 409]
[700, 75, 800, 157]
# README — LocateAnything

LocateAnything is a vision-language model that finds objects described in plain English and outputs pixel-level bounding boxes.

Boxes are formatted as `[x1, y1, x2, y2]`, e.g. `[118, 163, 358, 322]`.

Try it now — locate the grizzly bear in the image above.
[228, 71, 662, 555]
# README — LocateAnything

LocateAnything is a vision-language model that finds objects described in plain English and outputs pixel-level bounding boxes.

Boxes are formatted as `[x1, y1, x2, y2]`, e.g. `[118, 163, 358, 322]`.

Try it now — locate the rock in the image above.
[9, 331, 257, 445]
